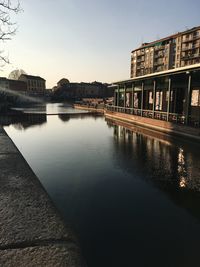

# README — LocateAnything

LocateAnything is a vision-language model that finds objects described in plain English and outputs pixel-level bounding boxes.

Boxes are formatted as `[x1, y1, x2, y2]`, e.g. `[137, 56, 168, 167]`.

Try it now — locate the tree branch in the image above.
[0, 0, 21, 65]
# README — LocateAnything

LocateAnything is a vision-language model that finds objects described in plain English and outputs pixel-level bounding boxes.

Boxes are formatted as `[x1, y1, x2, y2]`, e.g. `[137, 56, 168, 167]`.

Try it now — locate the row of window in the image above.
[28, 80, 44, 88]
[120, 89, 200, 109]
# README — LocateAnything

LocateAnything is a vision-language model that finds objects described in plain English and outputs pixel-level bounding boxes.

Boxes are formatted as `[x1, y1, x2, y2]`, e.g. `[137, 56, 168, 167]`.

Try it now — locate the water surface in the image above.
[4, 104, 200, 267]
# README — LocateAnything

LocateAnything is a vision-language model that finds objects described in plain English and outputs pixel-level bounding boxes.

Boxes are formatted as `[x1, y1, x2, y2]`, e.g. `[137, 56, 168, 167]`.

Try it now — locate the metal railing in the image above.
[106, 105, 193, 125]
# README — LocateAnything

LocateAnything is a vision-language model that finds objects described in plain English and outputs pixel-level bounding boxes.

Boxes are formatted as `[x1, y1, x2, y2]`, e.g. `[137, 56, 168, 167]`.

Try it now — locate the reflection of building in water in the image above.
[178, 148, 187, 188]
[108, 119, 200, 221]
[108, 119, 200, 193]
[0, 113, 47, 130]
[58, 113, 103, 123]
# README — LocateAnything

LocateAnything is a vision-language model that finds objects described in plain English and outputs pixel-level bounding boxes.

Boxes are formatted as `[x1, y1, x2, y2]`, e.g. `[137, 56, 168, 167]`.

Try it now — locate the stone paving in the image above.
[0, 126, 85, 267]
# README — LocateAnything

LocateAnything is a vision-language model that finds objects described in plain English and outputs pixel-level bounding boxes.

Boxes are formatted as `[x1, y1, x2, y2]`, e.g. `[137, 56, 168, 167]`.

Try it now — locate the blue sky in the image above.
[1, 0, 200, 88]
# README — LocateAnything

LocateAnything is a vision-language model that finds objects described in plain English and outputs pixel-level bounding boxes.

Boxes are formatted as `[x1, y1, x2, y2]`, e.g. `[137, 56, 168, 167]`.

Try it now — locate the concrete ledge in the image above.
[0, 126, 85, 266]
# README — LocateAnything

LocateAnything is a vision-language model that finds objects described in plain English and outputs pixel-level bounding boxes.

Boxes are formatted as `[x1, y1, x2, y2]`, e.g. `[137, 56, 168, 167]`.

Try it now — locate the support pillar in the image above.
[131, 83, 134, 109]
[124, 85, 126, 109]
[141, 82, 144, 116]
[186, 74, 192, 125]
[117, 85, 120, 112]
[152, 80, 156, 118]
[114, 90, 116, 106]
[167, 78, 171, 121]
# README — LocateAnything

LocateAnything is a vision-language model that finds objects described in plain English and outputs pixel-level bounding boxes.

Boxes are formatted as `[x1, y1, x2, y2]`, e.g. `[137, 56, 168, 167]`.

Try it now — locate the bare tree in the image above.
[0, 0, 21, 65]
[8, 68, 26, 79]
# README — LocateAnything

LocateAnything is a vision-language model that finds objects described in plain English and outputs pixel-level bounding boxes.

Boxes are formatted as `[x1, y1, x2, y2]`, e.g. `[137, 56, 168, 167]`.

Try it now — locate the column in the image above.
[167, 77, 171, 122]
[141, 82, 144, 116]
[131, 83, 134, 110]
[152, 80, 156, 118]
[124, 85, 126, 110]
[185, 74, 192, 125]
[117, 85, 120, 112]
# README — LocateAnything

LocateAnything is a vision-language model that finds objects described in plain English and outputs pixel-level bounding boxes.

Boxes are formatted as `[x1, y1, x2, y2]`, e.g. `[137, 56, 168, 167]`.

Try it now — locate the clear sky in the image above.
[1, 0, 200, 88]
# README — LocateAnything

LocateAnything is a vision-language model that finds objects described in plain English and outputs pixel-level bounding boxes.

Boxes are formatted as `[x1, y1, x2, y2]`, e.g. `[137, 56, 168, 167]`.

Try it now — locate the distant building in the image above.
[53, 79, 113, 100]
[0, 77, 27, 106]
[57, 78, 70, 87]
[0, 77, 27, 92]
[19, 74, 46, 95]
[131, 26, 200, 78]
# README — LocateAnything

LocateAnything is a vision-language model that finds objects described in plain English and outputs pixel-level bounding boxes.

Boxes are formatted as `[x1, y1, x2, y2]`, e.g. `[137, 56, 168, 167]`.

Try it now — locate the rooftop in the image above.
[20, 74, 46, 81]
[132, 26, 200, 53]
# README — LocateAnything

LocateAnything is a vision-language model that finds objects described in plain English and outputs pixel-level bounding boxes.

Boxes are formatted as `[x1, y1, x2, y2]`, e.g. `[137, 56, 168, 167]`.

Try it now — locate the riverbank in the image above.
[0, 126, 85, 266]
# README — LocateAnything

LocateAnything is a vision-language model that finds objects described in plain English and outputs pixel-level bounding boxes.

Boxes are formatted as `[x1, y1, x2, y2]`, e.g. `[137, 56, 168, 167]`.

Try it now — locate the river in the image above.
[3, 103, 200, 267]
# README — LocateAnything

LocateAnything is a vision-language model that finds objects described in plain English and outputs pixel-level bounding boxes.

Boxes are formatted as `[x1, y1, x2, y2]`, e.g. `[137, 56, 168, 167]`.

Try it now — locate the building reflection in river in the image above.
[58, 113, 103, 122]
[0, 113, 47, 130]
[107, 119, 200, 194]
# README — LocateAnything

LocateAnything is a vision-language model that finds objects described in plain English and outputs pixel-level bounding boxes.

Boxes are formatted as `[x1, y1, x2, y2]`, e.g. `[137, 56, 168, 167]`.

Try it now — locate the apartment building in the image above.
[131, 26, 200, 78]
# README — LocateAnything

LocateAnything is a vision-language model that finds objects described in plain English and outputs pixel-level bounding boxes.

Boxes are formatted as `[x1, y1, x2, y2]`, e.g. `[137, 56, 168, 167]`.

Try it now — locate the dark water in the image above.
[3, 105, 200, 267]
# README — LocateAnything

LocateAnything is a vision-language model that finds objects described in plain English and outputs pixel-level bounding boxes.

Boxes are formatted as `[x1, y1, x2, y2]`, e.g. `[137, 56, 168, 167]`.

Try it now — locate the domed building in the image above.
[57, 78, 70, 87]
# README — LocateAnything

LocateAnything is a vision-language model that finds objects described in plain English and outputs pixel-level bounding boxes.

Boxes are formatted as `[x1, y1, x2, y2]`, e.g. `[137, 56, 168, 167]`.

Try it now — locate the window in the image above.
[134, 93, 139, 108]
[149, 91, 153, 104]
[155, 91, 163, 110]
[126, 93, 130, 107]
[191, 89, 200, 106]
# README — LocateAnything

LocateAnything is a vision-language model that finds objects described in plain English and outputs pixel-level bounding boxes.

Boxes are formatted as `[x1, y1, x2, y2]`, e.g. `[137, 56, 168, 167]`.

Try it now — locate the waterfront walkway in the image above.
[0, 126, 85, 267]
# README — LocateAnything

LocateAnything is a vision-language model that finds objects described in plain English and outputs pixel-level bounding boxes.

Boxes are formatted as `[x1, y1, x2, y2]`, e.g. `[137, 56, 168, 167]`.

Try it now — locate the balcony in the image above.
[181, 53, 200, 60]
[154, 45, 165, 51]
[154, 61, 164, 66]
[154, 52, 165, 59]
[137, 50, 145, 56]
[182, 46, 199, 52]
[137, 65, 145, 69]
[182, 35, 200, 43]
[137, 57, 145, 62]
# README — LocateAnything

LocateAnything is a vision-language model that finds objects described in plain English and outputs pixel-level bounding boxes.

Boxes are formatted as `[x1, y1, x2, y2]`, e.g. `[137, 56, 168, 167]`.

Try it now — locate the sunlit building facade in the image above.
[131, 26, 200, 78]
[106, 27, 200, 137]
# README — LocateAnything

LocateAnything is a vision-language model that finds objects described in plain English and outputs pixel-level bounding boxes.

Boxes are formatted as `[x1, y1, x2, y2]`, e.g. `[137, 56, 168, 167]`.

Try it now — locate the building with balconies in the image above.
[131, 26, 200, 78]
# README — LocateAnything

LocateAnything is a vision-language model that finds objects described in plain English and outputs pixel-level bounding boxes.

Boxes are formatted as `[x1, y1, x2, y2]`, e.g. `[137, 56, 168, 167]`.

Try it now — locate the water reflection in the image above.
[4, 111, 200, 267]
[58, 113, 102, 122]
[178, 148, 187, 188]
[0, 113, 47, 130]
[107, 119, 200, 193]
[106, 119, 200, 224]
[11, 102, 89, 115]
